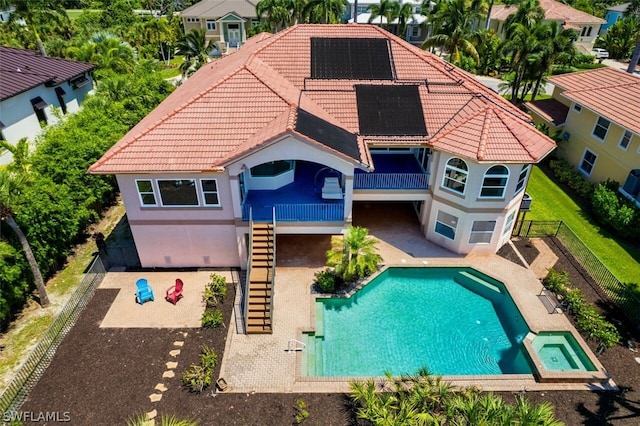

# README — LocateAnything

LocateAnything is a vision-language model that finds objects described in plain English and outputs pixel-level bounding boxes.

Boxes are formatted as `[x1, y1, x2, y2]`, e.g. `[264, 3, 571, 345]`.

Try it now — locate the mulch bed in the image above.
[19, 238, 640, 425]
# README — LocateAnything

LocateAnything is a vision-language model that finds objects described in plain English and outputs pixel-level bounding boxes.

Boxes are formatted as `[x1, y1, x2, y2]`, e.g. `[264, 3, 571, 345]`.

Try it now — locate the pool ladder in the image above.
[287, 339, 306, 352]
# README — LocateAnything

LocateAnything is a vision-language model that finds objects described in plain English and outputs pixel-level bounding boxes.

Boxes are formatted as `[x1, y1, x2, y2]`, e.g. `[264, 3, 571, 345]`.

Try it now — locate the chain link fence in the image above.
[515, 220, 640, 332]
[0, 255, 106, 415]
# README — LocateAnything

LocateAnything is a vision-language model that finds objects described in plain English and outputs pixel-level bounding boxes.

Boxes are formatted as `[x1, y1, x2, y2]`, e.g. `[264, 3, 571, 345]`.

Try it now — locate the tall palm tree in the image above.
[530, 21, 576, 101]
[504, 0, 544, 35]
[326, 226, 381, 282]
[0, 139, 49, 307]
[368, 0, 398, 26]
[256, 0, 292, 32]
[303, 0, 347, 24]
[502, 22, 541, 103]
[422, 0, 480, 66]
[629, 40, 640, 73]
[176, 28, 212, 77]
[395, 2, 415, 39]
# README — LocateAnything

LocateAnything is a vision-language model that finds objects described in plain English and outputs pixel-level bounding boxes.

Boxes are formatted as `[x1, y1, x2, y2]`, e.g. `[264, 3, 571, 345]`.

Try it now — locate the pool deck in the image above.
[217, 204, 616, 393]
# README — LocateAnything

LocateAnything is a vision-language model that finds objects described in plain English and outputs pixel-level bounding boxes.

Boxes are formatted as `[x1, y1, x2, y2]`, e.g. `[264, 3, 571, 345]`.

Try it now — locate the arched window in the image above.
[480, 165, 509, 198]
[442, 158, 468, 194]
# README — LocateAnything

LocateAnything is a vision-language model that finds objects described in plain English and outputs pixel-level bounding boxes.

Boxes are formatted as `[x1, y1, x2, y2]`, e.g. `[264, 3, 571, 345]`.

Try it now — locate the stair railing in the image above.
[243, 207, 253, 332]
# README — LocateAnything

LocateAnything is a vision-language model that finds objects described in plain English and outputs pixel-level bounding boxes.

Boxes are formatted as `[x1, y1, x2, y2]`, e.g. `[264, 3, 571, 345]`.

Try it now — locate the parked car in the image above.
[591, 48, 609, 59]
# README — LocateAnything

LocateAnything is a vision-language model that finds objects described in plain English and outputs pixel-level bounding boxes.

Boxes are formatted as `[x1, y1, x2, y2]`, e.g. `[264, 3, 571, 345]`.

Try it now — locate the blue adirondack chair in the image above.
[135, 278, 154, 304]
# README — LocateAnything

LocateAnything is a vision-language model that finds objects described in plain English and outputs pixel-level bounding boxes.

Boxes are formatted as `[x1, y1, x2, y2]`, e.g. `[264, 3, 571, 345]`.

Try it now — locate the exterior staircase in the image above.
[245, 222, 275, 334]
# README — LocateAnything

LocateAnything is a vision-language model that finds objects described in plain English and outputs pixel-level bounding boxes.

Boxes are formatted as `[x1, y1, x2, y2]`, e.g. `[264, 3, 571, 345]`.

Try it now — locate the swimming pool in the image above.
[304, 266, 533, 377]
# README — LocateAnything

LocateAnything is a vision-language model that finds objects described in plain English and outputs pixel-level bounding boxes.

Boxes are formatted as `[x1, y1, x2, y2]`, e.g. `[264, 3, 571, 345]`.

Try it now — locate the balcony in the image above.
[354, 154, 429, 190]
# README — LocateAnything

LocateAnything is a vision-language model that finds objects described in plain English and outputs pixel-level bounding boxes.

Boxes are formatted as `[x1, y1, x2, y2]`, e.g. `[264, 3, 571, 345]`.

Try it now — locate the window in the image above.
[619, 130, 632, 150]
[442, 158, 468, 194]
[587, 26, 592, 36]
[515, 164, 530, 195]
[186, 17, 199, 23]
[200, 179, 220, 206]
[206, 20, 216, 30]
[30, 96, 48, 125]
[503, 211, 516, 236]
[158, 179, 198, 206]
[573, 104, 582, 113]
[592, 117, 610, 140]
[579, 149, 597, 175]
[480, 165, 509, 198]
[136, 180, 156, 206]
[434, 210, 458, 240]
[469, 221, 496, 244]
[411, 26, 421, 37]
[250, 160, 293, 177]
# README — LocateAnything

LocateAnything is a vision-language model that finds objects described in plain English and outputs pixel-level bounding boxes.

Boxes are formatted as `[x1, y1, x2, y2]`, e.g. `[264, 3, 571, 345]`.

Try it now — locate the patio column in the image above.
[343, 175, 354, 221]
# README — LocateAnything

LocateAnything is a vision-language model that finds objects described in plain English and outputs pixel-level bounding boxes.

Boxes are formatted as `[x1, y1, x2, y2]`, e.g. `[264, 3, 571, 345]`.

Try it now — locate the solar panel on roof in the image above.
[310, 38, 394, 80]
[295, 109, 361, 161]
[355, 85, 427, 136]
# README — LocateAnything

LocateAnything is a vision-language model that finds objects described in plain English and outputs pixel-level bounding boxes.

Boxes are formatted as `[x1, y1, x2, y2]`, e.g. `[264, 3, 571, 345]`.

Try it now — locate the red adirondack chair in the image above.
[165, 278, 184, 305]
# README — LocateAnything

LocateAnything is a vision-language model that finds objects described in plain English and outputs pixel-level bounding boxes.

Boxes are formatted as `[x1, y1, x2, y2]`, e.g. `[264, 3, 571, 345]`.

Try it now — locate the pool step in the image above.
[304, 334, 316, 376]
[455, 271, 502, 299]
[314, 336, 324, 376]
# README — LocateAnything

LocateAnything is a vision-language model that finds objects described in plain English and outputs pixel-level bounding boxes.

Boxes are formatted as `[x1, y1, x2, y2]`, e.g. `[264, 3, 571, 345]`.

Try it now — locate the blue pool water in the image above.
[306, 267, 532, 377]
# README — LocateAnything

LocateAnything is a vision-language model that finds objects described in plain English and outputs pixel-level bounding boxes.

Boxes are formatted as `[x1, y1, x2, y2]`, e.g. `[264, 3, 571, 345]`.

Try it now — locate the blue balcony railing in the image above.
[354, 173, 429, 190]
[242, 202, 344, 222]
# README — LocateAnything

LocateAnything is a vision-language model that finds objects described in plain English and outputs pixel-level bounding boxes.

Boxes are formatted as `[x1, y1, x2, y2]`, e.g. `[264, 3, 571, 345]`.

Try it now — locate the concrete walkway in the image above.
[528, 238, 559, 280]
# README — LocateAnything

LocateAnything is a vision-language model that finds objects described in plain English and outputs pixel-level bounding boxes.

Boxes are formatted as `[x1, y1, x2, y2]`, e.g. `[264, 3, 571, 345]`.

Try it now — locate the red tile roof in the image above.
[491, 0, 605, 24]
[525, 98, 570, 126]
[0, 46, 95, 101]
[90, 24, 555, 174]
[549, 67, 640, 134]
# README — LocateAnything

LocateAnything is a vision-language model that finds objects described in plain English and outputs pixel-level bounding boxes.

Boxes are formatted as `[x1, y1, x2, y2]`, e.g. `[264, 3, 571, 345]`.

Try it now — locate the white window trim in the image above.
[592, 116, 610, 141]
[469, 220, 496, 244]
[503, 211, 516, 236]
[573, 104, 582, 113]
[579, 149, 597, 176]
[157, 179, 200, 207]
[479, 165, 509, 199]
[514, 164, 530, 195]
[200, 178, 221, 207]
[441, 157, 468, 195]
[206, 20, 216, 31]
[136, 179, 157, 207]
[619, 130, 632, 151]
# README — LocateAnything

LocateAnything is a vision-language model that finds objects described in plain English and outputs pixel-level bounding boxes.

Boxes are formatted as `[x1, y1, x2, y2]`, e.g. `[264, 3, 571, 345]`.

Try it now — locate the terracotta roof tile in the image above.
[550, 67, 640, 134]
[90, 24, 555, 174]
[491, 0, 604, 24]
[525, 98, 569, 126]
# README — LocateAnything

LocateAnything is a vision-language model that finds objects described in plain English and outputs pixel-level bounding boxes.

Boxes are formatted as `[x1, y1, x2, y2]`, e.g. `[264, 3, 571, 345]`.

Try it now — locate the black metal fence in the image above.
[0, 255, 106, 415]
[515, 220, 640, 331]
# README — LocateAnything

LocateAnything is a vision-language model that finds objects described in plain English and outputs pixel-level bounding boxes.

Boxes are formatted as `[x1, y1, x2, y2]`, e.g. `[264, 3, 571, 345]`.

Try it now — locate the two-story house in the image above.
[489, 0, 605, 54]
[0, 46, 95, 165]
[89, 24, 555, 271]
[526, 67, 640, 204]
[347, 0, 428, 46]
[181, 0, 259, 52]
[600, 2, 632, 34]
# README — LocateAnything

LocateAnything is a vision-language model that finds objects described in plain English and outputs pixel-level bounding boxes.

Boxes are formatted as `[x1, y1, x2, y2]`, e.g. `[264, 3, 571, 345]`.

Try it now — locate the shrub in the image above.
[201, 308, 223, 328]
[295, 399, 309, 424]
[315, 269, 336, 293]
[203, 273, 227, 307]
[200, 344, 218, 370]
[182, 345, 218, 392]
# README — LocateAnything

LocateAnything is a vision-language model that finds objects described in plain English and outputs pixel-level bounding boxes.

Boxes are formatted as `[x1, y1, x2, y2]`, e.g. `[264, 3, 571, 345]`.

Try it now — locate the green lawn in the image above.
[65, 9, 101, 20]
[157, 55, 184, 80]
[526, 166, 640, 284]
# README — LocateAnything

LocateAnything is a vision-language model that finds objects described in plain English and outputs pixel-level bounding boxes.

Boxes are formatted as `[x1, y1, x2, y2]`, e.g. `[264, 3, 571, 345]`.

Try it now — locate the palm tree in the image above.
[326, 226, 381, 282]
[502, 22, 541, 103]
[530, 21, 576, 101]
[256, 0, 292, 32]
[504, 0, 544, 36]
[0, 139, 49, 307]
[303, 0, 347, 24]
[395, 2, 415, 39]
[368, 0, 398, 26]
[176, 28, 212, 77]
[629, 40, 640, 73]
[422, 0, 480, 66]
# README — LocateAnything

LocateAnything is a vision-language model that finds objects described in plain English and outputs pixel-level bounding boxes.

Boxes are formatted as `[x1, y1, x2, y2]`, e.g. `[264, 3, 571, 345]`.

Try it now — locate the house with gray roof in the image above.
[600, 3, 633, 34]
[180, 0, 259, 52]
[0, 46, 95, 164]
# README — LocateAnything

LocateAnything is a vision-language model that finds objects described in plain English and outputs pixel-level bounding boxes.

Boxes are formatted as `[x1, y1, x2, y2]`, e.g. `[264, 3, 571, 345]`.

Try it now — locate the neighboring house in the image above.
[0, 46, 95, 165]
[489, 0, 606, 54]
[526, 67, 640, 205]
[600, 2, 631, 34]
[89, 24, 555, 270]
[347, 0, 428, 45]
[180, 0, 259, 51]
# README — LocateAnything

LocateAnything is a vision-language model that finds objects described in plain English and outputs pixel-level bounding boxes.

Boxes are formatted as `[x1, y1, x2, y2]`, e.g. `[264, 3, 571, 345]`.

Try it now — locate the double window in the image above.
[619, 130, 632, 151]
[434, 210, 458, 240]
[515, 165, 530, 195]
[579, 149, 597, 176]
[469, 221, 496, 244]
[135, 178, 221, 207]
[206, 20, 216, 31]
[593, 117, 610, 140]
[442, 158, 468, 194]
[480, 165, 509, 198]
